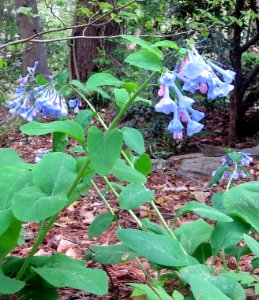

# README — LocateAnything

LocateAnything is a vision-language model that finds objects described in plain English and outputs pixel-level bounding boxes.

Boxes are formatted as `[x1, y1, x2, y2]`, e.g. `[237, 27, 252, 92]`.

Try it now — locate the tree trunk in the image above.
[15, 0, 50, 77]
[69, 0, 120, 82]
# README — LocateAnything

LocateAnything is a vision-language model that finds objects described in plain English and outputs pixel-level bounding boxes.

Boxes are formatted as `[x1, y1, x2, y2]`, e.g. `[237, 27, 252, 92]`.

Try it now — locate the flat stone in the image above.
[178, 156, 222, 178]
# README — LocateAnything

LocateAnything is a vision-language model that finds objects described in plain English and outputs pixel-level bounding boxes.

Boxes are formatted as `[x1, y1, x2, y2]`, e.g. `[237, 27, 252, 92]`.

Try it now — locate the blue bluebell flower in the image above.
[207, 61, 236, 84]
[6, 62, 68, 121]
[167, 113, 184, 140]
[212, 151, 253, 181]
[69, 98, 81, 114]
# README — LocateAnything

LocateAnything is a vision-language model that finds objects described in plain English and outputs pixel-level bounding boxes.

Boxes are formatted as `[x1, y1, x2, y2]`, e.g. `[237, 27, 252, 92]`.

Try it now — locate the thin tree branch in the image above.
[0, 0, 142, 50]
[240, 0, 259, 53]
[242, 63, 259, 91]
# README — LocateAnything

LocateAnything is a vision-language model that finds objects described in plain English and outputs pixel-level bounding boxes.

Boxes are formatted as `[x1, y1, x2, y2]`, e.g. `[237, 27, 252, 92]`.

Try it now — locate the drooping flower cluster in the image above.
[175, 49, 235, 100]
[7, 62, 68, 122]
[213, 151, 253, 181]
[155, 72, 204, 139]
[155, 48, 236, 139]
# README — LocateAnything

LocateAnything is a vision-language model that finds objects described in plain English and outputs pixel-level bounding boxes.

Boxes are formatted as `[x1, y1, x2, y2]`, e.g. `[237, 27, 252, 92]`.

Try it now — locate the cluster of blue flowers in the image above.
[155, 48, 236, 139]
[213, 152, 253, 181]
[7, 62, 68, 122]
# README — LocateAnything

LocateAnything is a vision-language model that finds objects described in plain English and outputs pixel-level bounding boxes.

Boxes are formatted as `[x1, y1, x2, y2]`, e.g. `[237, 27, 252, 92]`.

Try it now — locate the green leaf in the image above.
[88, 126, 123, 176]
[252, 257, 259, 269]
[33, 152, 77, 196]
[111, 159, 147, 184]
[123, 82, 138, 94]
[121, 35, 163, 58]
[211, 192, 229, 214]
[12, 186, 67, 222]
[189, 275, 232, 300]
[18, 275, 58, 300]
[88, 212, 114, 239]
[71, 80, 111, 99]
[114, 88, 129, 110]
[53, 132, 68, 152]
[175, 219, 213, 254]
[118, 184, 154, 210]
[192, 243, 212, 264]
[33, 254, 108, 295]
[209, 166, 226, 185]
[180, 265, 245, 300]
[35, 74, 48, 85]
[223, 181, 259, 232]
[172, 290, 184, 300]
[12, 153, 77, 221]
[122, 127, 145, 155]
[153, 40, 179, 50]
[0, 219, 21, 261]
[129, 283, 174, 300]
[243, 234, 259, 256]
[75, 110, 93, 130]
[0, 166, 33, 234]
[134, 153, 152, 176]
[125, 50, 162, 71]
[0, 270, 25, 294]
[85, 243, 136, 264]
[0, 148, 24, 167]
[211, 217, 250, 256]
[86, 72, 122, 87]
[20, 120, 85, 145]
[174, 201, 233, 222]
[117, 229, 198, 267]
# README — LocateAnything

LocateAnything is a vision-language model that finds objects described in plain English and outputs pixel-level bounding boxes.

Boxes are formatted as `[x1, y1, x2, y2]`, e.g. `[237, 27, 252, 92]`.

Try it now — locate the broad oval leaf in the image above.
[153, 40, 179, 50]
[223, 181, 259, 232]
[175, 219, 213, 254]
[114, 88, 129, 110]
[75, 110, 93, 130]
[0, 148, 24, 167]
[12, 186, 67, 222]
[211, 217, 250, 256]
[0, 270, 25, 294]
[0, 166, 33, 234]
[20, 120, 85, 145]
[125, 50, 162, 71]
[244, 234, 259, 257]
[33, 152, 77, 196]
[85, 243, 136, 265]
[111, 159, 147, 184]
[117, 229, 198, 267]
[174, 201, 233, 222]
[121, 35, 163, 58]
[86, 72, 122, 87]
[33, 254, 108, 295]
[0, 219, 21, 261]
[122, 127, 145, 155]
[118, 184, 154, 210]
[88, 126, 123, 176]
[88, 212, 114, 239]
[134, 153, 152, 176]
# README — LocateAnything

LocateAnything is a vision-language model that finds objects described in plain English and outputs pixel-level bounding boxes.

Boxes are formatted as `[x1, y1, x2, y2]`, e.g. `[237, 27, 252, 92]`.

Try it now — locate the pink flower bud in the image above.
[180, 111, 188, 122]
[158, 85, 165, 97]
[199, 83, 208, 94]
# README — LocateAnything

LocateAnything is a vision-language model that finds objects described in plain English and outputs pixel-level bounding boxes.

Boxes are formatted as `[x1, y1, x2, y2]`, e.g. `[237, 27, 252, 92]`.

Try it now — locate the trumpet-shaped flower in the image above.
[7, 62, 69, 121]
[207, 61, 236, 84]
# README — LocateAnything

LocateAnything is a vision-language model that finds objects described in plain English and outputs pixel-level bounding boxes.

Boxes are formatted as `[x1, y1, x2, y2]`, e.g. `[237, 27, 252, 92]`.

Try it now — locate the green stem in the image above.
[221, 249, 228, 270]
[226, 162, 238, 191]
[135, 257, 154, 283]
[108, 72, 157, 130]
[16, 157, 91, 280]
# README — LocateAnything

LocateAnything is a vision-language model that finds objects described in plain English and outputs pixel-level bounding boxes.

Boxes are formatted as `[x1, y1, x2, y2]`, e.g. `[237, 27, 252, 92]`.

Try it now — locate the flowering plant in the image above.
[6, 62, 69, 121]
[155, 48, 236, 139]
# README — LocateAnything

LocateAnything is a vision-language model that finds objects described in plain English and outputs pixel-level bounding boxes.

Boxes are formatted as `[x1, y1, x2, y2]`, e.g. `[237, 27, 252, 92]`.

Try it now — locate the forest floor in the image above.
[0, 106, 259, 299]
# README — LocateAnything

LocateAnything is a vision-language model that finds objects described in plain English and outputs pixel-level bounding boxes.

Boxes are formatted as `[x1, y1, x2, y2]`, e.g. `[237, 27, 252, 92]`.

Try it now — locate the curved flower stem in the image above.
[108, 72, 157, 130]
[16, 157, 91, 280]
[226, 162, 238, 191]
[91, 180, 121, 229]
